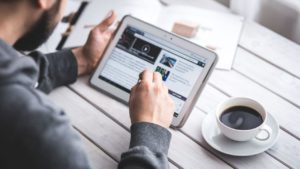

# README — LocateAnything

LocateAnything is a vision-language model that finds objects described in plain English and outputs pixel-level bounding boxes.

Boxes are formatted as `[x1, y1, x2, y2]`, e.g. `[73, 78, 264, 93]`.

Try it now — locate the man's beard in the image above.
[13, 1, 60, 51]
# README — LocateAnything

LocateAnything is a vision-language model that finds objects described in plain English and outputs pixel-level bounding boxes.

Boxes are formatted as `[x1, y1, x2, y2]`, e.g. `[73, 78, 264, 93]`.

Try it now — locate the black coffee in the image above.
[220, 106, 263, 130]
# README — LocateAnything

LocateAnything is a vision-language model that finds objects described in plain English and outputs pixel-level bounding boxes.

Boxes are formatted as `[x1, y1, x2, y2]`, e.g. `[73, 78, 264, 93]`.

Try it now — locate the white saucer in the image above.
[202, 112, 280, 156]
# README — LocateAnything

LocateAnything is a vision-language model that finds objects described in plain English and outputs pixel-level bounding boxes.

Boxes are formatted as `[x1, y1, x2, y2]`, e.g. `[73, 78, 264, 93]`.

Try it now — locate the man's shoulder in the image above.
[0, 83, 90, 169]
[0, 83, 69, 130]
[0, 83, 54, 111]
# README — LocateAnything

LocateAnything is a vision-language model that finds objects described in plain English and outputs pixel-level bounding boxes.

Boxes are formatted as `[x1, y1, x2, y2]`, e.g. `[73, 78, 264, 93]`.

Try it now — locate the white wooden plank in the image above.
[208, 69, 300, 139]
[233, 48, 300, 107]
[182, 107, 288, 169]
[69, 77, 233, 169]
[196, 85, 300, 168]
[49, 87, 130, 161]
[49, 87, 178, 169]
[79, 134, 118, 169]
[239, 22, 300, 78]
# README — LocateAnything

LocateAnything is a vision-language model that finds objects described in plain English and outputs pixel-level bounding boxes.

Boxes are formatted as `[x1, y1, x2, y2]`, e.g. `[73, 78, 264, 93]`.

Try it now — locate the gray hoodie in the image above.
[0, 39, 171, 169]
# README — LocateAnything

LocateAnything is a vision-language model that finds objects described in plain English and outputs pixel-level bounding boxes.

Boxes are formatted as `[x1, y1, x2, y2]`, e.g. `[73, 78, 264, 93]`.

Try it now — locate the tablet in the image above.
[90, 16, 218, 128]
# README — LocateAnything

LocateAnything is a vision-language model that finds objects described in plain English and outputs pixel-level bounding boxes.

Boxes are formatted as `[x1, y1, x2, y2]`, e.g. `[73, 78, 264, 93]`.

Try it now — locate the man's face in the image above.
[13, 0, 67, 51]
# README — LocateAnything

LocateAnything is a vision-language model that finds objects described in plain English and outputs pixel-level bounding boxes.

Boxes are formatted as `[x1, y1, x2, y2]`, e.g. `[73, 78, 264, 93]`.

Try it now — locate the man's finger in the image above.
[103, 29, 115, 41]
[139, 70, 153, 84]
[96, 10, 117, 32]
[153, 72, 162, 84]
[129, 85, 138, 105]
[162, 84, 169, 94]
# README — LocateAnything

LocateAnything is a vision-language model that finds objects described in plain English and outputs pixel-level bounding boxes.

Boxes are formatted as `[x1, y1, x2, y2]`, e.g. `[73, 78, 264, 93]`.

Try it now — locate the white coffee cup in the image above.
[216, 97, 272, 142]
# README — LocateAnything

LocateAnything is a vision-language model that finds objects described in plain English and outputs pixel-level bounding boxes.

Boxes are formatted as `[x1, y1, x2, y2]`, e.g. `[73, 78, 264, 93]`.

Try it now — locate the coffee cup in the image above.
[216, 97, 272, 142]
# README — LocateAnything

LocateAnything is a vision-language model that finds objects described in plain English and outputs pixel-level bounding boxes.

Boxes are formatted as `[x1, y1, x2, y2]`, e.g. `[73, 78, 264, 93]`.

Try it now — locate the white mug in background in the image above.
[216, 97, 272, 142]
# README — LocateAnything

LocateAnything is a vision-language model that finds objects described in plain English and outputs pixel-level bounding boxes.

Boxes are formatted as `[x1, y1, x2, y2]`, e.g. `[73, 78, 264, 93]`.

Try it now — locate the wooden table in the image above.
[49, 1, 300, 168]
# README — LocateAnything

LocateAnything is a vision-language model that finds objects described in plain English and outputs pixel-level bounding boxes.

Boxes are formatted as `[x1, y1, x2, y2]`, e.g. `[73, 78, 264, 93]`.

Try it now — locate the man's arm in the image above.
[28, 11, 117, 94]
[119, 123, 171, 169]
[29, 50, 78, 93]
[119, 70, 175, 169]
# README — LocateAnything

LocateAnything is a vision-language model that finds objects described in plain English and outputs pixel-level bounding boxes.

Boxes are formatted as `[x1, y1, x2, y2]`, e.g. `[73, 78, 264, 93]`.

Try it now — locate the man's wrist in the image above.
[72, 47, 90, 76]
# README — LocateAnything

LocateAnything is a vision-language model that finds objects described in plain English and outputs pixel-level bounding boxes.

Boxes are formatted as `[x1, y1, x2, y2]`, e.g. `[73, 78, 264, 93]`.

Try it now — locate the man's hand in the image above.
[129, 70, 175, 128]
[72, 11, 117, 75]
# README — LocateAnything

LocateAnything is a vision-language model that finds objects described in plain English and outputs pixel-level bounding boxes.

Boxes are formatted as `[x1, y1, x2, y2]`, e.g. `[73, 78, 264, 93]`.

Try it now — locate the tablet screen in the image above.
[99, 26, 207, 117]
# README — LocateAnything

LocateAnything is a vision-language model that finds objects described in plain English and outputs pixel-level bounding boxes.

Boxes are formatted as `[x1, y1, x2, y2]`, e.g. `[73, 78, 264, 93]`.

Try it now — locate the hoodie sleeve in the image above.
[118, 122, 172, 169]
[29, 50, 78, 93]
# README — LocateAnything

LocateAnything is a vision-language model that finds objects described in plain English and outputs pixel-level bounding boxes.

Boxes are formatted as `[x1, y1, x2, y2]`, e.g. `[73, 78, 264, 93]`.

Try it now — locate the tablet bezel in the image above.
[90, 15, 218, 128]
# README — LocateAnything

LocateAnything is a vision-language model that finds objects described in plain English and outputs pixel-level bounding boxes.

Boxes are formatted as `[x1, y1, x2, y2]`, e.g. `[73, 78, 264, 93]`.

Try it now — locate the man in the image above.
[0, 0, 175, 169]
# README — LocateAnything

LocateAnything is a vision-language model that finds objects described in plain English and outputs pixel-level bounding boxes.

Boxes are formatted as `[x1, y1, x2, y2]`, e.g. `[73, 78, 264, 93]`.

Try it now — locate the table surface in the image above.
[49, 1, 300, 168]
